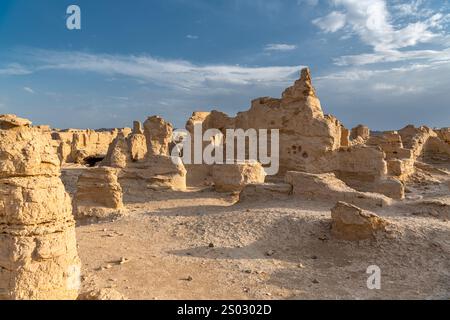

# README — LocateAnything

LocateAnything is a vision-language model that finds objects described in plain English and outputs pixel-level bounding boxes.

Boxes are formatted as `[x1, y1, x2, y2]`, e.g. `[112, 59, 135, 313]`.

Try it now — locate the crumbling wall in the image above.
[183, 68, 394, 198]
[52, 128, 131, 164]
[350, 125, 370, 142]
[101, 117, 186, 199]
[185, 69, 343, 174]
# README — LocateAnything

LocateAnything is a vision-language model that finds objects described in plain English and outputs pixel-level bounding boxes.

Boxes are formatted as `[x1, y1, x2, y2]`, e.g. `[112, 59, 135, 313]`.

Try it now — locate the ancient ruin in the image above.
[52, 128, 131, 165]
[1, 68, 449, 300]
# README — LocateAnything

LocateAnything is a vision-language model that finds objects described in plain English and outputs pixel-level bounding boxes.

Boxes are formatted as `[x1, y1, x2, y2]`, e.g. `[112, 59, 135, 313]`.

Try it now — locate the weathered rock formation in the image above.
[212, 161, 266, 193]
[186, 69, 343, 175]
[101, 117, 186, 198]
[331, 202, 390, 241]
[143, 116, 173, 156]
[183, 68, 402, 200]
[350, 125, 370, 141]
[0, 115, 80, 300]
[52, 128, 131, 164]
[74, 167, 124, 220]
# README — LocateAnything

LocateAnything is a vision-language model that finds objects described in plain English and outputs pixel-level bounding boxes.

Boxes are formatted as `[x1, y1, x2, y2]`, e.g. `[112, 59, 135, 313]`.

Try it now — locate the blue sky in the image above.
[0, 0, 449, 130]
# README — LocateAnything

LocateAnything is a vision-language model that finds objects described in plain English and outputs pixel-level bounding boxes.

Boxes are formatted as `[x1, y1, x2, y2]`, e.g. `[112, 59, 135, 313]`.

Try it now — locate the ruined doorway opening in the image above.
[83, 156, 104, 167]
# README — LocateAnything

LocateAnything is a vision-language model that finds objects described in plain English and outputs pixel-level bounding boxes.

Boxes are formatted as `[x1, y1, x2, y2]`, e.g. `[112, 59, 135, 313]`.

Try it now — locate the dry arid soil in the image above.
[75, 162, 450, 300]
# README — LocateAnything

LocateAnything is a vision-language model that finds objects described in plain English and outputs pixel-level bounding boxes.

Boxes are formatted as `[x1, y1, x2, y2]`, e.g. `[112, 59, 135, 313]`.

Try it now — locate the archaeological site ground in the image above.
[0, 69, 448, 300]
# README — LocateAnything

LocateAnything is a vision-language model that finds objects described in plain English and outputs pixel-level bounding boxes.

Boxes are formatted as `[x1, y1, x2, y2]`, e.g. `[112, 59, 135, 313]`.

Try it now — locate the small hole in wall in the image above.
[302, 152, 309, 159]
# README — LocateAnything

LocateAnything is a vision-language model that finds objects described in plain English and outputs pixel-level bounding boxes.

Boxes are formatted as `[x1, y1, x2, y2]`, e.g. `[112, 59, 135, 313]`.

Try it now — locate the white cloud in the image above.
[13, 49, 303, 92]
[372, 82, 422, 95]
[392, 0, 433, 19]
[23, 87, 35, 94]
[312, 11, 346, 33]
[313, 0, 449, 66]
[186, 34, 199, 40]
[0, 63, 32, 76]
[264, 43, 298, 51]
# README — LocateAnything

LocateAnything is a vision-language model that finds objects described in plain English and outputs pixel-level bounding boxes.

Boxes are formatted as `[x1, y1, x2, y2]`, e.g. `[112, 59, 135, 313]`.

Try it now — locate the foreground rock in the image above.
[74, 167, 124, 220]
[0, 115, 80, 300]
[212, 162, 266, 192]
[331, 202, 390, 241]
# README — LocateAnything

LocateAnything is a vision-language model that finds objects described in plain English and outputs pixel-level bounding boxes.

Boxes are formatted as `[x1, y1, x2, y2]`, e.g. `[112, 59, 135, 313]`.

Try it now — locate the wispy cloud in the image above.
[186, 34, 199, 40]
[23, 86, 35, 94]
[372, 82, 422, 95]
[0, 63, 32, 76]
[334, 48, 450, 66]
[12, 49, 302, 91]
[264, 43, 298, 52]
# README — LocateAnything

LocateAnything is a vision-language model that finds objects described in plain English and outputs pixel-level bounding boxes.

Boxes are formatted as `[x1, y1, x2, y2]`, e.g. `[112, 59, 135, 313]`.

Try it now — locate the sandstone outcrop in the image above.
[74, 167, 124, 220]
[331, 202, 390, 241]
[212, 161, 266, 193]
[0, 115, 80, 300]
[0, 114, 32, 129]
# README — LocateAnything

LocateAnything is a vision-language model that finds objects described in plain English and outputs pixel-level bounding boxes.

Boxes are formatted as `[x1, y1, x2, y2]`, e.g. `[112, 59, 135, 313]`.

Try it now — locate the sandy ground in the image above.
[74, 170, 450, 300]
